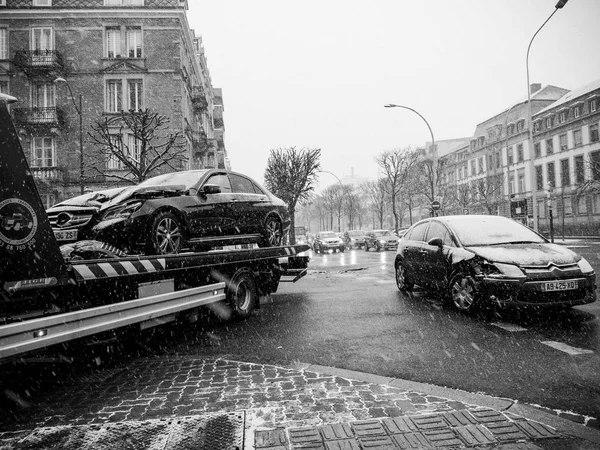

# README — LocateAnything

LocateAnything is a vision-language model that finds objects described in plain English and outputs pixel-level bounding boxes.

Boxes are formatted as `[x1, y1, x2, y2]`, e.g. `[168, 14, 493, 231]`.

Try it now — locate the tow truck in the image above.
[0, 94, 309, 361]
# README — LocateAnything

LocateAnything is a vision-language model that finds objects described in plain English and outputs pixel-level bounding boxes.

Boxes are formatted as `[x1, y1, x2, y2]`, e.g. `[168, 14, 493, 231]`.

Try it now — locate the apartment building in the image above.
[438, 80, 600, 234]
[0, 0, 226, 206]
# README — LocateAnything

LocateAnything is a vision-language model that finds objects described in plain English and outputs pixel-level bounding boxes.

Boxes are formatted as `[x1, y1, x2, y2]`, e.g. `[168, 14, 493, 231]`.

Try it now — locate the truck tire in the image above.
[146, 211, 184, 255]
[227, 269, 258, 319]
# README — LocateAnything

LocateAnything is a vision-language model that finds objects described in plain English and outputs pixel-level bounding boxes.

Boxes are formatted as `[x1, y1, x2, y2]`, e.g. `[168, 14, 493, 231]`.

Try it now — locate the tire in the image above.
[340, 246, 345, 253]
[227, 269, 258, 319]
[448, 271, 479, 313]
[259, 215, 283, 247]
[376, 243, 382, 252]
[146, 211, 184, 255]
[395, 260, 413, 291]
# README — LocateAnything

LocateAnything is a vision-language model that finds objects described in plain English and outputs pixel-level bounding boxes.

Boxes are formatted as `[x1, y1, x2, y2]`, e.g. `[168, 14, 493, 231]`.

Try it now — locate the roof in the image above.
[536, 77, 600, 116]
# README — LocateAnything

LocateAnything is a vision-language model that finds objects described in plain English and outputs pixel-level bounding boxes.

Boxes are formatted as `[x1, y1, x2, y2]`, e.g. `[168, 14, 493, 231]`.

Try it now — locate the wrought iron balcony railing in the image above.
[12, 49, 66, 75]
[13, 107, 65, 126]
[191, 86, 208, 113]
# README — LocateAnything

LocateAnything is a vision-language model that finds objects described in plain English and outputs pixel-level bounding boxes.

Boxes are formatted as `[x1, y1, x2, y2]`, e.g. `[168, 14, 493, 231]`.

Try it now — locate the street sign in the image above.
[431, 200, 441, 211]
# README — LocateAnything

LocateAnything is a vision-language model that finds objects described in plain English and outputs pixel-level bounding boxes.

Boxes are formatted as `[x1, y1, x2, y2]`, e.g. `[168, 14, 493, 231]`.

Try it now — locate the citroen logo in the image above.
[56, 212, 72, 227]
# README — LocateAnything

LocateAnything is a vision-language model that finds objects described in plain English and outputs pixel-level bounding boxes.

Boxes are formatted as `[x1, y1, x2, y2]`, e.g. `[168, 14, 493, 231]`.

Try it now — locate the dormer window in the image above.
[591, 99, 597, 113]
[507, 123, 515, 135]
[546, 117, 553, 129]
[559, 111, 566, 124]
[516, 120, 525, 132]
[478, 136, 485, 147]
[533, 121, 542, 132]
[574, 105, 580, 118]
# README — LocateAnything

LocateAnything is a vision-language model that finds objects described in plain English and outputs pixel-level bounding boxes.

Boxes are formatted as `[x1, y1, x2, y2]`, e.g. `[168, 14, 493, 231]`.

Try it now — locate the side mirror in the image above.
[201, 184, 221, 195]
[427, 237, 444, 248]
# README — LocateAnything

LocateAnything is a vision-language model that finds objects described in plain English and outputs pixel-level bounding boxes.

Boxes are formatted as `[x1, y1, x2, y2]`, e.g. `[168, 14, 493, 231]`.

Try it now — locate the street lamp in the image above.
[54, 77, 84, 195]
[384, 103, 437, 214]
[526, 0, 569, 231]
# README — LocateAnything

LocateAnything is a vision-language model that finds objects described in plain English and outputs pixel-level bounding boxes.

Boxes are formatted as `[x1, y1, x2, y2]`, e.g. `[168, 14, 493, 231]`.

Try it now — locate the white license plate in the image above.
[54, 229, 78, 241]
[541, 280, 577, 292]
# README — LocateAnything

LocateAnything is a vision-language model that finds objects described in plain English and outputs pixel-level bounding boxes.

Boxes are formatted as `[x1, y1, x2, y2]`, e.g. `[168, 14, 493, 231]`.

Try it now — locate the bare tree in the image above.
[343, 185, 361, 230]
[375, 147, 421, 232]
[363, 180, 388, 229]
[264, 146, 321, 243]
[87, 109, 187, 184]
[472, 174, 505, 214]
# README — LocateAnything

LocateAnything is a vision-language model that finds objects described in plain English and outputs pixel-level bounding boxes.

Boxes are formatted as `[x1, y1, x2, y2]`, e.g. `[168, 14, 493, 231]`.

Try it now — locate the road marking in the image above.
[491, 322, 528, 332]
[540, 341, 594, 355]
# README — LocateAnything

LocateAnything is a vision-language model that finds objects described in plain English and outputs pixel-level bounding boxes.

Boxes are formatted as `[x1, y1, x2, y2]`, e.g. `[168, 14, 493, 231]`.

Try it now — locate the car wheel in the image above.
[340, 246, 345, 253]
[227, 268, 258, 319]
[259, 215, 283, 247]
[376, 243, 382, 252]
[146, 211, 184, 255]
[448, 271, 478, 312]
[395, 260, 413, 291]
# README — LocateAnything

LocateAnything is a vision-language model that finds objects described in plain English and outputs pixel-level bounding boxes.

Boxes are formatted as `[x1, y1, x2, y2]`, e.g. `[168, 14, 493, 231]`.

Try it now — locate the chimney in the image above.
[530, 83, 542, 94]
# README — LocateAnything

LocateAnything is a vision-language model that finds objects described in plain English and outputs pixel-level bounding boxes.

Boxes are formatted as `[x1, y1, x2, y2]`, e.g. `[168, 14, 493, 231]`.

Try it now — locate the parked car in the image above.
[395, 215, 596, 312]
[46, 187, 128, 244]
[47, 169, 290, 255]
[364, 229, 399, 251]
[313, 231, 345, 253]
[343, 230, 367, 249]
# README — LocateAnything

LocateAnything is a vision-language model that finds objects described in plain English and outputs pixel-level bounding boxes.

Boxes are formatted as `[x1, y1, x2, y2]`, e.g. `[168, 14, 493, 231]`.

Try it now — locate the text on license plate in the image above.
[54, 230, 78, 241]
[541, 280, 577, 292]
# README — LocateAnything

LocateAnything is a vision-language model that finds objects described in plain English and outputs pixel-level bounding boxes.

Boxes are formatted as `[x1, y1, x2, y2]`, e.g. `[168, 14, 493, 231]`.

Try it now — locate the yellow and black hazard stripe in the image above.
[72, 258, 166, 281]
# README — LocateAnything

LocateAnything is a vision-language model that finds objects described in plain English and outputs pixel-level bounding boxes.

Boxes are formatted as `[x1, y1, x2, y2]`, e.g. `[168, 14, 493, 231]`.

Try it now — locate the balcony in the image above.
[13, 107, 65, 129]
[31, 166, 64, 182]
[12, 50, 66, 76]
[191, 86, 208, 114]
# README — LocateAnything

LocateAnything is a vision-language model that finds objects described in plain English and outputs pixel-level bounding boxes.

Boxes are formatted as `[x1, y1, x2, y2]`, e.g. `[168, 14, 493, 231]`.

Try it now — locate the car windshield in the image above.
[373, 230, 391, 237]
[449, 217, 545, 247]
[320, 232, 338, 239]
[137, 171, 210, 190]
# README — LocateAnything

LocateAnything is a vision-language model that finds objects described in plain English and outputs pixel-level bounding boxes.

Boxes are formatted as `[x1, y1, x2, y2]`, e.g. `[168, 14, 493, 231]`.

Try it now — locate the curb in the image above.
[288, 361, 600, 446]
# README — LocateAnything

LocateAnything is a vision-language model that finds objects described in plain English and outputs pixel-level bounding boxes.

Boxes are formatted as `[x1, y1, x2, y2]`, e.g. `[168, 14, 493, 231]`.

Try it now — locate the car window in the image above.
[251, 181, 266, 195]
[408, 222, 428, 242]
[319, 232, 337, 239]
[230, 174, 256, 193]
[205, 174, 232, 193]
[425, 221, 454, 247]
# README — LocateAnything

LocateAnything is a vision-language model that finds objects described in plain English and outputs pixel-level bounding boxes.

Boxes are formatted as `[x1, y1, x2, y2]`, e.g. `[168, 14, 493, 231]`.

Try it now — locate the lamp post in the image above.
[526, 0, 569, 231]
[54, 77, 84, 195]
[384, 103, 436, 215]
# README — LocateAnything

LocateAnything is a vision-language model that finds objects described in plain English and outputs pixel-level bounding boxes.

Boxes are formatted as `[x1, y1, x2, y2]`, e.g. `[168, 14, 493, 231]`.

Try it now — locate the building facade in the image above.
[439, 80, 600, 235]
[0, 0, 226, 207]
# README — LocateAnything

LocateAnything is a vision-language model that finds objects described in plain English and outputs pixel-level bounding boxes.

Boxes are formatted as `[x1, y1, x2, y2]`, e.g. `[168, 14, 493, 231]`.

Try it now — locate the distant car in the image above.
[48, 169, 290, 255]
[313, 231, 345, 253]
[343, 230, 366, 249]
[364, 229, 399, 251]
[396, 227, 410, 239]
[395, 215, 596, 312]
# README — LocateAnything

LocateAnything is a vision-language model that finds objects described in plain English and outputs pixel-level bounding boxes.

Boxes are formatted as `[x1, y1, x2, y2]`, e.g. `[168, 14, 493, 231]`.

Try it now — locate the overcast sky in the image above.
[187, 0, 600, 189]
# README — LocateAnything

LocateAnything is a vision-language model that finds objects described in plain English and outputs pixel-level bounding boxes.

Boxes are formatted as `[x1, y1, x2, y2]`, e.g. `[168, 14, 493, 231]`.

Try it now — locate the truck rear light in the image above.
[33, 329, 47, 338]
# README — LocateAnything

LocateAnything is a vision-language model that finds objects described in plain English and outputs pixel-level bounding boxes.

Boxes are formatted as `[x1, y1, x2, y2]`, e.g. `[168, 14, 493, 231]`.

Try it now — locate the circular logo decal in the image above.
[0, 198, 38, 245]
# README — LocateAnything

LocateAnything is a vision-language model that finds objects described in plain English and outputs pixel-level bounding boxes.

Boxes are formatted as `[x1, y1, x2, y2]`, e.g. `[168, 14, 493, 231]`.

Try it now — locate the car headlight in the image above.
[102, 201, 143, 220]
[379, 239, 386, 244]
[486, 262, 526, 279]
[577, 257, 594, 274]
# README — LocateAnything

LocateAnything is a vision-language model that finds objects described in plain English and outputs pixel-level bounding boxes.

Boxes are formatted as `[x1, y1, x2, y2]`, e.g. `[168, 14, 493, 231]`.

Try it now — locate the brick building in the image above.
[0, 0, 226, 206]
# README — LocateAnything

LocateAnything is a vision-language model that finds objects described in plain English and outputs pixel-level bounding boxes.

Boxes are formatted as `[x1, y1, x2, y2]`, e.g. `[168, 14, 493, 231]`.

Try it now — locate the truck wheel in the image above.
[146, 211, 183, 255]
[258, 215, 283, 247]
[227, 269, 258, 319]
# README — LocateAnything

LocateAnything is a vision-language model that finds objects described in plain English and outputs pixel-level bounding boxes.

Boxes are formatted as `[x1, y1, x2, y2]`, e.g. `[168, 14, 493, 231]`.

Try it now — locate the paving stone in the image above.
[357, 435, 397, 449]
[319, 423, 354, 440]
[324, 439, 360, 450]
[515, 420, 559, 439]
[485, 421, 528, 441]
[411, 414, 448, 430]
[391, 432, 434, 449]
[470, 409, 509, 424]
[350, 419, 387, 437]
[453, 424, 496, 446]
[382, 416, 419, 434]
[422, 428, 463, 447]
[255, 428, 288, 447]
[441, 410, 478, 427]
[289, 426, 323, 444]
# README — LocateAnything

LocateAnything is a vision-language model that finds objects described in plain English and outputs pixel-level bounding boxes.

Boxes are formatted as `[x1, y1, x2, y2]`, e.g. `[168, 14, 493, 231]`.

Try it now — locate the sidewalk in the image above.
[0, 356, 599, 449]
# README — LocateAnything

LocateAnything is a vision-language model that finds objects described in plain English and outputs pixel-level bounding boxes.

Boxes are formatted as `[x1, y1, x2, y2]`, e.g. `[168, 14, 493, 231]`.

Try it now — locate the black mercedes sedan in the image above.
[51, 169, 290, 255]
[395, 215, 596, 312]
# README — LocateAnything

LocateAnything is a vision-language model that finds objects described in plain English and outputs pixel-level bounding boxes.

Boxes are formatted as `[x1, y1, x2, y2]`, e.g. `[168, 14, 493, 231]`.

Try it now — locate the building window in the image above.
[533, 121, 541, 133]
[495, 152, 500, 168]
[0, 80, 7, 95]
[126, 27, 142, 58]
[106, 27, 121, 58]
[106, 78, 143, 112]
[559, 133, 568, 152]
[128, 79, 143, 110]
[509, 174, 514, 195]
[507, 147, 514, 165]
[547, 161, 556, 188]
[31, 137, 54, 167]
[0, 28, 7, 60]
[560, 159, 570, 187]
[591, 123, 599, 143]
[517, 170, 525, 193]
[458, 167, 463, 180]
[33, 0, 51, 5]
[546, 138, 554, 155]
[564, 196, 572, 216]
[517, 143, 523, 162]
[535, 165, 544, 191]
[559, 111, 566, 124]
[546, 117, 553, 129]
[591, 99, 597, 113]
[573, 129, 582, 147]
[31, 27, 53, 53]
[105, 0, 144, 5]
[577, 196, 587, 215]
[470, 160, 475, 176]
[507, 124, 515, 135]
[32, 82, 55, 108]
[487, 154, 493, 171]
[478, 156, 483, 174]
[534, 142, 541, 159]
[106, 79, 122, 112]
[516, 120, 524, 132]
[574, 106, 580, 118]
[575, 155, 585, 184]
[126, 134, 141, 162]
[591, 151, 600, 182]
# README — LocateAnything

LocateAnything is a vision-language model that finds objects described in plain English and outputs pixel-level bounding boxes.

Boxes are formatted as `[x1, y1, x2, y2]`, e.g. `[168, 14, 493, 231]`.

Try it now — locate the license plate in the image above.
[541, 280, 577, 292]
[54, 229, 78, 241]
